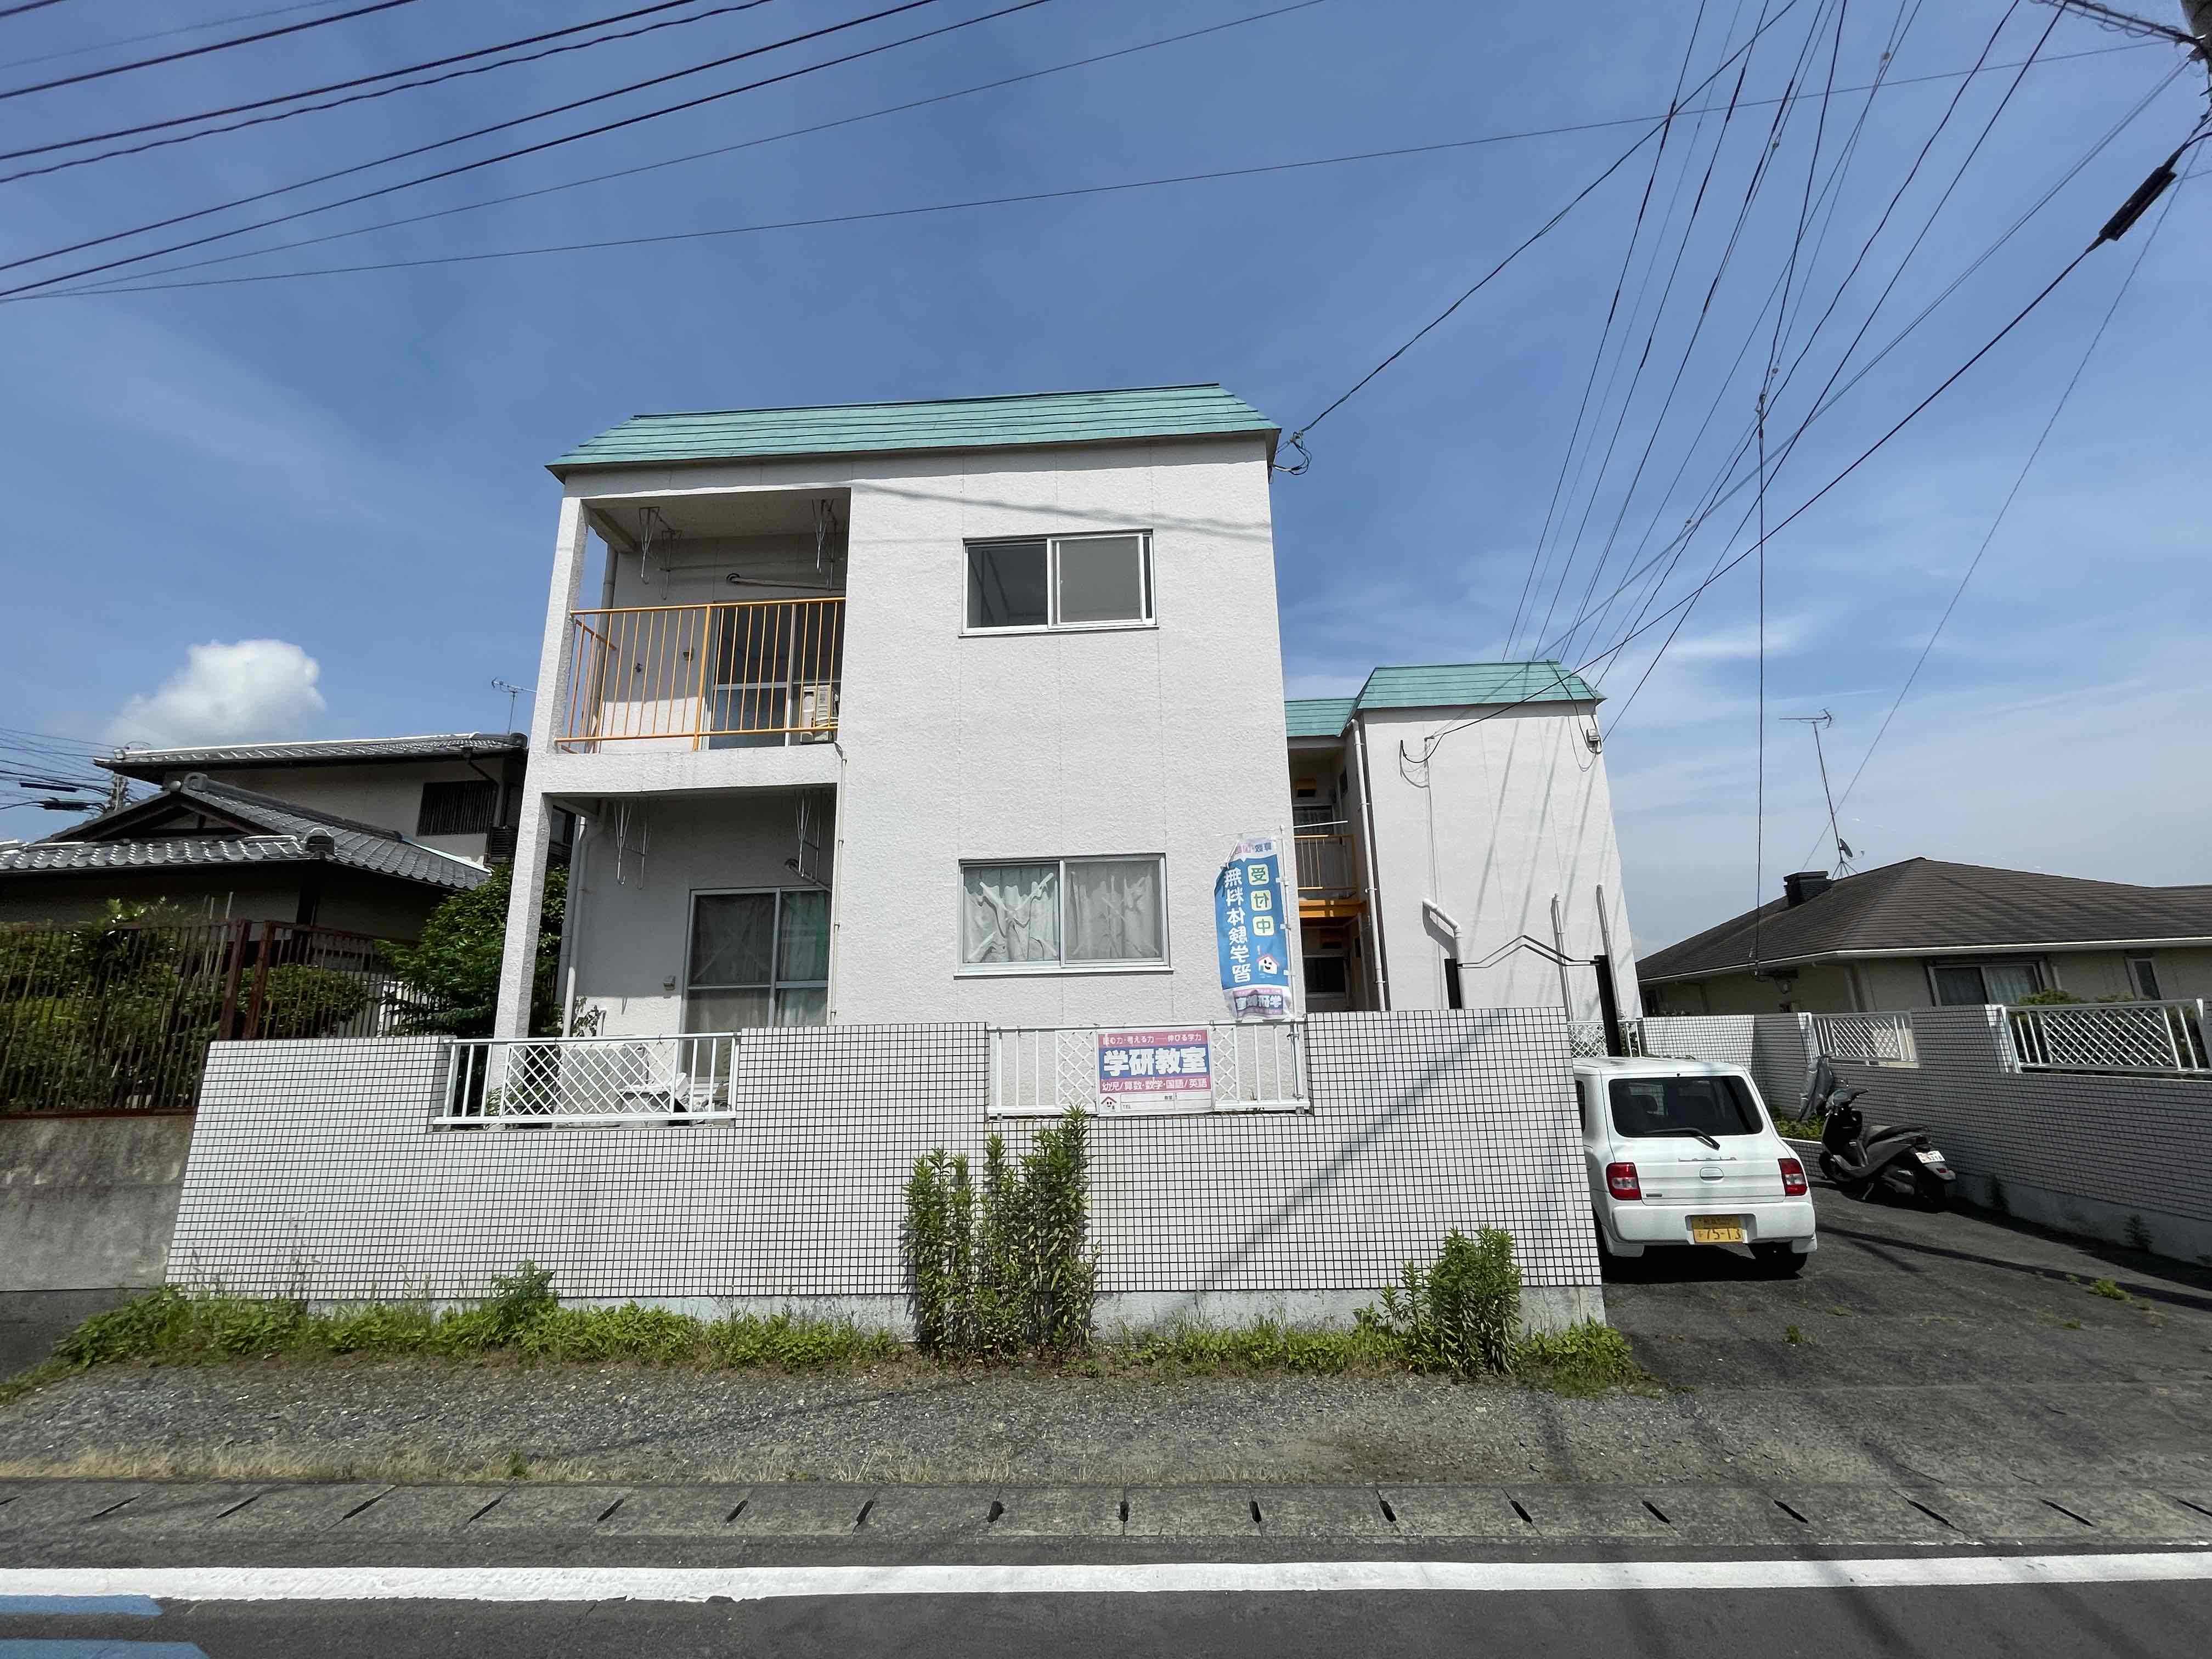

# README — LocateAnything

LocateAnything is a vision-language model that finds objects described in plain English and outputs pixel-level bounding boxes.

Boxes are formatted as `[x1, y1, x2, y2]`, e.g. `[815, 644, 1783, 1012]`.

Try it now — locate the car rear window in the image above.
[1607, 1075, 1763, 1138]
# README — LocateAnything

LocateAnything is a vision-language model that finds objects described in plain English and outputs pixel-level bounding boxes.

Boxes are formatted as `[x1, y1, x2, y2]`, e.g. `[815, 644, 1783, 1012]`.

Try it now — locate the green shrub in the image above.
[904, 1107, 1096, 1357]
[1116, 1315, 1396, 1375]
[1359, 1228, 1521, 1377]
[1513, 1320, 1646, 1395]
[482, 1260, 559, 1337]
[383, 865, 566, 1037]
[254, 964, 373, 1039]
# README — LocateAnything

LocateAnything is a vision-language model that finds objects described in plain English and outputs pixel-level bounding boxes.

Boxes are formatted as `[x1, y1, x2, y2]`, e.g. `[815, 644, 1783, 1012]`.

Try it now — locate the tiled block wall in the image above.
[1830, 1008, 2212, 1233]
[1639, 1014, 1817, 1117]
[170, 1009, 1600, 1306]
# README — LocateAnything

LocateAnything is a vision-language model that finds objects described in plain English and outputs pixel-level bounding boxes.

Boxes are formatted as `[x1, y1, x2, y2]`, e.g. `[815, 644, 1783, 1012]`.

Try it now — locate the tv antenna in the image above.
[492, 679, 534, 732]
[1783, 710, 1854, 873]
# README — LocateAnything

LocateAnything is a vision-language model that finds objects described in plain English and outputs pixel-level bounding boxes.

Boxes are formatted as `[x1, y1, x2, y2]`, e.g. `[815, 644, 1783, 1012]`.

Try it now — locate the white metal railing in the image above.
[988, 1021, 1308, 1118]
[439, 1034, 740, 1125]
[2001, 1000, 2210, 1076]
[1568, 1019, 1645, 1058]
[1812, 1012, 1919, 1068]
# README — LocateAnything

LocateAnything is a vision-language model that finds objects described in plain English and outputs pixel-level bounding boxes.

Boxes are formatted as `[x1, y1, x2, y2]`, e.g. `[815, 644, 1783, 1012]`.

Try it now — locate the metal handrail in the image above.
[558, 597, 844, 751]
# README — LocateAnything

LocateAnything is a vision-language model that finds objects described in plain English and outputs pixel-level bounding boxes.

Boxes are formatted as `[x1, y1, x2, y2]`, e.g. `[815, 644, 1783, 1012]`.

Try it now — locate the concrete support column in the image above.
[494, 496, 591, 1040]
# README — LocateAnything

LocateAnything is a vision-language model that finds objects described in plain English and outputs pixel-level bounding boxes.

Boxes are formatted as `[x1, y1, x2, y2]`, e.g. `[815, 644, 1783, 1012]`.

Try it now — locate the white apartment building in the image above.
[495, 386, 1641, 1040]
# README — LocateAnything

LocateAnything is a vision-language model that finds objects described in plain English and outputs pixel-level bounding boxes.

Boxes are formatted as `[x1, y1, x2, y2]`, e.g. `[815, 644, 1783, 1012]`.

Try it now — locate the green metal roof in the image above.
[1281, 663, 1599, 741]
[1285, 697, 1358, 739]
[551, 384, 1278, 472]
[1354, 662, 1601, 710]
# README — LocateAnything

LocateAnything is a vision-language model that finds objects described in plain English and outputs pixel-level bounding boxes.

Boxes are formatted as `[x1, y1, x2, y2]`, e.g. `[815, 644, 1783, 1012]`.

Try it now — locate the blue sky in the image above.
[3, 0, 2207, 948]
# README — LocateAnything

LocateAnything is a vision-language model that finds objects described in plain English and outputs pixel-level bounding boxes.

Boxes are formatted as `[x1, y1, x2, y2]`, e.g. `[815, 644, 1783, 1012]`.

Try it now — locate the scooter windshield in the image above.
[1609, 1075, 1763, 1139]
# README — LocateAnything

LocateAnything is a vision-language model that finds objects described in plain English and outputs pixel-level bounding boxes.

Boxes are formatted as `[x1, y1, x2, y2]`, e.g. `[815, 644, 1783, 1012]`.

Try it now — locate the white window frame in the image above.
[962, 531, 1155, 635]
[681, 886, 832, 1028]
[955, 854, 1171, 977]
[2125, 954, 2163, 1000]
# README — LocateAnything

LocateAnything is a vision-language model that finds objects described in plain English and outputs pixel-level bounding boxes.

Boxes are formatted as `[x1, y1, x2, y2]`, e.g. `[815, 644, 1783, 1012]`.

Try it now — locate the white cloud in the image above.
[109, 640, 326, 749]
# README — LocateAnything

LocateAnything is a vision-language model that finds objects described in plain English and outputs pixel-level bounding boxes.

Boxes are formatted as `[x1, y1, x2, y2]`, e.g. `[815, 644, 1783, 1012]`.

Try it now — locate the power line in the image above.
[0, 0, 80, 19]
[1593, 5, 2114, 725]
[1, 1, 780, 180]
[1284, 0, 1816, 465]
[50, 30, 2153, 300]
[1806, 145, 2200, 865]
[0, 4, 343, 75]
[0, 0, 425, 103]
[0, 0, 1053, 300]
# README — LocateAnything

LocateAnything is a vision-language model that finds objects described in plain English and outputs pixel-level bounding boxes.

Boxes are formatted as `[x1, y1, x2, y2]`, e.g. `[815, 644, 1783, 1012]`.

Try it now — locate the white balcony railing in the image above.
[988, 1021, 1308, 1118]
[558, 598, 843, 752]
[1810, 1012, 1919, 1068]
[440, 1034, 740, 1124]
[2002, 1000, 2210, 1076]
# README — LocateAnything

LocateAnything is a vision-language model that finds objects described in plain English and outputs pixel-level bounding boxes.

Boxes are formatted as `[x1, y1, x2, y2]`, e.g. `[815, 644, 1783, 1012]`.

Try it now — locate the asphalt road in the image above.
[5, 1559, 2211, 1657]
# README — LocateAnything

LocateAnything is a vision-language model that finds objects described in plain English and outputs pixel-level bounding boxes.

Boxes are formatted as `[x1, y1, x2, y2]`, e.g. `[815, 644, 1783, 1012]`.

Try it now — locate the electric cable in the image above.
[1, 4, 342, 75]
[1501, 0, 1720, 660]
[49, 26, 2145, 301]
[0, 0, 424, 102]
[1285, 0, 1814, 462]
[1, 2, 776, 176]
[1803, 146, 2200, 865]
[0, 0, 990, 294]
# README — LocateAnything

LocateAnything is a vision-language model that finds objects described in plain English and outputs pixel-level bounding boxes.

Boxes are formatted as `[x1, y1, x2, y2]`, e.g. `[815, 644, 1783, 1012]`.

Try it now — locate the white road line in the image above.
[3, 1555, 2211, 1603]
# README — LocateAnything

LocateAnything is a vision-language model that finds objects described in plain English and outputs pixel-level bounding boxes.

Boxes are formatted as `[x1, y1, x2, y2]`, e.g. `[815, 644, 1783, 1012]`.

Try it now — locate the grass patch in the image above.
[1771, 1116, 1822, 1140]
[1103, 1316, 1401, 1376]
[1511, 1322, 1651, 1396]
[47, 1282, 897, 1374]
[2088, 1278, 2130, 1302]
[19, 1246, 1651, 1402]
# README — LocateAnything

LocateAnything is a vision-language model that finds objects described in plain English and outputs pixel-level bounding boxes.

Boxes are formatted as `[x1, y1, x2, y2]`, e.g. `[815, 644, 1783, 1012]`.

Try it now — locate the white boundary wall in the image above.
[170, 1009, 1604, 1333]
[1636, 1009, 2212, 1262]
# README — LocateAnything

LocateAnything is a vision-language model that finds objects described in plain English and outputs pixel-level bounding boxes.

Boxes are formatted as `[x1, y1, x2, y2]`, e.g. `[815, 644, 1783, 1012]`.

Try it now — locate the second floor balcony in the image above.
[557, 598, 844, 754]
[1295, 824, 1364, 918]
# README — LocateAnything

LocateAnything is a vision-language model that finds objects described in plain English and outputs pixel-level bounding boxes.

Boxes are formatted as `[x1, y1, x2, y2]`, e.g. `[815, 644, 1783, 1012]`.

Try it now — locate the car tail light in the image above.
[1780, 1157, 1808, 1196]
[1606, 1161, 1642, 1200]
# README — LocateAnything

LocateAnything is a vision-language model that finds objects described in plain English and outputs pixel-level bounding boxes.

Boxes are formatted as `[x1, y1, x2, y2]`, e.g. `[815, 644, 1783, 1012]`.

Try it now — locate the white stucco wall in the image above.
[561, 789, 831, 1035]
[506, 437, 1296, 1033]
[1355, 703, 1639, 1021]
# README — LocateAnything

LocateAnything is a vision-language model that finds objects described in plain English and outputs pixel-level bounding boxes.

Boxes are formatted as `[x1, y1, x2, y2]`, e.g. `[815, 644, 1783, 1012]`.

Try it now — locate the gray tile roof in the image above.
[1638, 858, 2212, 981]
[1282, 662, 1598, 741]
[100, 732, 525, 778]
[5, 777, 488, 893]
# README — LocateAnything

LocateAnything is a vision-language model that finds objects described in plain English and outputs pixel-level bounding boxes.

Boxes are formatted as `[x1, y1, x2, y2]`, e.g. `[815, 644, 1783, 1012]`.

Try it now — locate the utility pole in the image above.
[105, 750, 131, 815]
[2030, 2, 2211, 70]
[1782, 711, 1854, 873]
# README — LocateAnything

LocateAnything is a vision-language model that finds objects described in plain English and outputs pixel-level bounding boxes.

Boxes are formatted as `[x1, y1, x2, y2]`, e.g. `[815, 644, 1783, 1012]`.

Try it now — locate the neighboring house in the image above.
[1638, 858, 2212, 1015]
[495, 385, 1645, 1039]
[0, 772, 490, 937]
[1285, 665, 1639, 1021]
[99, 733, 532, 865]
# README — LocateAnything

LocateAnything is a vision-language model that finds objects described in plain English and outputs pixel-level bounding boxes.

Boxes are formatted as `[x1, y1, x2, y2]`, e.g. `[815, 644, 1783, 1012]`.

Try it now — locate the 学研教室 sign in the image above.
[1096, 1028, 1214, 1111]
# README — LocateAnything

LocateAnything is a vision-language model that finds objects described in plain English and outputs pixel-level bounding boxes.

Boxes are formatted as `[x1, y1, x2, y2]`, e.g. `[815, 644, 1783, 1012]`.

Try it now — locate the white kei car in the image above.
[1574, 1057, 1817, 1276]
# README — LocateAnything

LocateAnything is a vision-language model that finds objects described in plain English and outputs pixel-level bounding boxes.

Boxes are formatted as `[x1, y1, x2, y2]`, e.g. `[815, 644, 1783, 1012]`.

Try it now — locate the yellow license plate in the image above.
[1690, 1217, 1746, 1244]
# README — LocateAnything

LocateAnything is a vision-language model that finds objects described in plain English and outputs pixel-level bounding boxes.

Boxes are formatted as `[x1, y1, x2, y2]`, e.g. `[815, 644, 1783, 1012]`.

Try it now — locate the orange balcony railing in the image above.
[558, 599, 843, 752]
[1294, 832, 1357, 896]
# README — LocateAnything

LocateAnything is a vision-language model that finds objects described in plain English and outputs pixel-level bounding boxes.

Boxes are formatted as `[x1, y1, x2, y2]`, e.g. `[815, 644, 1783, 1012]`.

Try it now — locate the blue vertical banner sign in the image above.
[1216, 833, 1294, 1020]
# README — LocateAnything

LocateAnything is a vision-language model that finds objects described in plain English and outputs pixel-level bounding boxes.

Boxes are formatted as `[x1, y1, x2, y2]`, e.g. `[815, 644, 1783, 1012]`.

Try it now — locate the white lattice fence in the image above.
[2002, 1001, 2210, 1075]
[1810, 1012, 1918, 1068]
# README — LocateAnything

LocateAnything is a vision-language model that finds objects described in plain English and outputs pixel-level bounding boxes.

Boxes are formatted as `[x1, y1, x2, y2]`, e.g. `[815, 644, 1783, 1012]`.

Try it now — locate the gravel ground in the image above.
[4, 1189, 2209, 1487]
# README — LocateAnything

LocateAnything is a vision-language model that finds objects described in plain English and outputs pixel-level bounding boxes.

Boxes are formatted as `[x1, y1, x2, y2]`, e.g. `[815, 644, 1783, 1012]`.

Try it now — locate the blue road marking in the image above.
[0, 1602, 160, 1618]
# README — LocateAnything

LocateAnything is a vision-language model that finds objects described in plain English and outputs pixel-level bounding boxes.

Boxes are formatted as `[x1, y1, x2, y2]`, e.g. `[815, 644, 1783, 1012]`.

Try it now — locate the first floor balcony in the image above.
[556, 597, 844, 754]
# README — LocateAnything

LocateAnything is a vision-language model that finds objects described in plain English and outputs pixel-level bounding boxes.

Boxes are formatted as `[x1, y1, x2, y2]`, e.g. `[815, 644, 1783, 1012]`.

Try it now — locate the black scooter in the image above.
[1804, 1059, 1955, 1211]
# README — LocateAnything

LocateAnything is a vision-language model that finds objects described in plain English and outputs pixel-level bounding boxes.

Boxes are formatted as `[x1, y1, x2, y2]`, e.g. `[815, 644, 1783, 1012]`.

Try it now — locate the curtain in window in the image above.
[1980, 962, 2041, 1004]
[689, 894, 774, 986]
[1065, 858, 1162, 962]
[777, 889, 831, 982]
[962, 864, 1060, 963]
